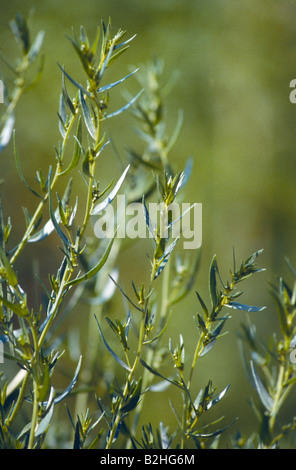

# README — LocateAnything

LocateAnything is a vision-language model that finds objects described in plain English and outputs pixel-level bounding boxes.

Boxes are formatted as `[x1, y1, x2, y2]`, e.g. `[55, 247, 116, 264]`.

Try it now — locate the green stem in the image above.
[28, 379, 39, 449]
[269, 363, 285, 434]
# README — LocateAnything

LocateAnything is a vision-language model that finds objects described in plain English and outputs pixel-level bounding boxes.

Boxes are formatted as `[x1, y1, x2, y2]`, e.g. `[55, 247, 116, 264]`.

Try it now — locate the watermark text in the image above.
[93, 196, 202, 250]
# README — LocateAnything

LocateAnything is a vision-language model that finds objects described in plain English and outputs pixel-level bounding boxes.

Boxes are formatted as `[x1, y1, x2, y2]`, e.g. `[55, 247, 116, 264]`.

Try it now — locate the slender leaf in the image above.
[13, 131, 42, 198]
[79, 89, 96, 140]
[104, 90, 143, 120]
[57, 63, 92, 97]
[140, 358, 184, 390]
[27, 30, 45, 64]
[113, 34, 137, 50]
[195, 291, 209, 320]
[206, 384, 230, 411]
[189, 418, 237, 439]
[270, 290, 290, 336]
[154, 238, 179, 280]
[58, 117, 82, 176]
[53, 356, 82, 404]
[95, 315, 131, 372]
[91, 165, 130, 215]
[250, 360, 274, 412]
[48, 174, 71, 247]
[35, 402, 54, 437]
[62, 69, 76, 115]
[0, 114, 15, 152]
[58, 94, 67, 138]
[142, 196, 155, 240]
[97, 68, 138, 93]
[209, 255, 218, 309]
[226, 301, 266, 313]
[108, 274, 144, 313]
[166, 109, 183, 153]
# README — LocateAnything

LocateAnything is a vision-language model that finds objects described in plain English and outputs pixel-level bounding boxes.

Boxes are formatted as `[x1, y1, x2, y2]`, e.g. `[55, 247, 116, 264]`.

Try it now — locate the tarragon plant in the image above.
[0, 13, 296, 450]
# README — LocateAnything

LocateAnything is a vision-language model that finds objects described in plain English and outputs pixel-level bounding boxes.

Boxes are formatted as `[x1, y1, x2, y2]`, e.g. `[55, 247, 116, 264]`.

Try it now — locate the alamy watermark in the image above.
[93, 196, 202, 250]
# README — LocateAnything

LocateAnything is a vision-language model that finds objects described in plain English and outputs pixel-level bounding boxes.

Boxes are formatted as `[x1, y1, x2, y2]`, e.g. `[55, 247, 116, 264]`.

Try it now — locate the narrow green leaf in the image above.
[62, 70, 76, 115]
[104, 90, 143, 120]
[35, 402, 54, 437]
[97, 69, 138, 93]
[58, 94, 66, 138]
[91, 165, 130, 215]
[57, 63, 92, 97]
[95, 315, 131, 372]
[79, 89, 96, 140]
[142, 196, 155, 240]
[196, 291, 209, 320]
[54, 356, 82, 404]
[59, 117, 82, 176]
[48, 172, 71, 247]
[226, 301, 266, 313]
[13, 131, 42, 198]
[189, 418, 237, 439]
[270, 290, 290, 337]
[140, 358, 184, 390]
[209, 255, 218, 309]
[10, 13, 30, 53]
[108, 274, 144, 313]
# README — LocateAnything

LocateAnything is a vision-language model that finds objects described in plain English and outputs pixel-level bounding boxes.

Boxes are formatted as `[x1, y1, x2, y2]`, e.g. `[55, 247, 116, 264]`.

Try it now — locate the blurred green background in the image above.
[1, 0, 296, 447]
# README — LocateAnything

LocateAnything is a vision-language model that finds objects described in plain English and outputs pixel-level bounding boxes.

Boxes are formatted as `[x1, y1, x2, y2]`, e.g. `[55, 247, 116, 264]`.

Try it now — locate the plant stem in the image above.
[11, 108, 78, 264]
[28, 379, 39, 449]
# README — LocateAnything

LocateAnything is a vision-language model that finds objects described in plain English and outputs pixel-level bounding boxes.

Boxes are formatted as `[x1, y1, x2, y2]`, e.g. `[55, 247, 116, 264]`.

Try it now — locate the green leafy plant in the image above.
[0, 13, 296, 450]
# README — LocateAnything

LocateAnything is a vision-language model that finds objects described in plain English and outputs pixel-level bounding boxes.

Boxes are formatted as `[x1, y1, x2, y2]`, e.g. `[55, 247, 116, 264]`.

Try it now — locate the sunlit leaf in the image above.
[13, 131, 42, 197]
[97, 68, 138, 93]
[91, 165, 130, 215]
[226, 301, 266, 313]
[0, 113, 15, 153]
[104, 90, 143, 120]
